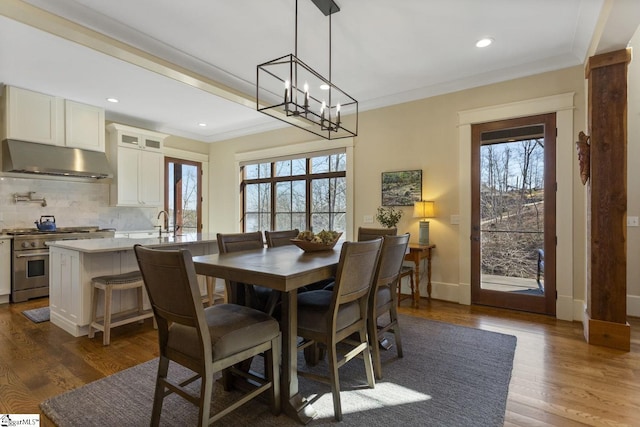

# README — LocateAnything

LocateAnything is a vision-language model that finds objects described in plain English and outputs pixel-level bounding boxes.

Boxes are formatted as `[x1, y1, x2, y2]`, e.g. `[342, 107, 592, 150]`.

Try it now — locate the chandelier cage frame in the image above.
[256, 0, 358, 140]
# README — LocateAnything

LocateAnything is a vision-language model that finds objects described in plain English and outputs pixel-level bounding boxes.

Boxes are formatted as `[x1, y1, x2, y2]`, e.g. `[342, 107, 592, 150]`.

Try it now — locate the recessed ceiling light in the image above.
[198, 123, 207, 127]
[476, 38, 494, 48]
[106, 97, 119, 103]
[319, 84, 330, 90]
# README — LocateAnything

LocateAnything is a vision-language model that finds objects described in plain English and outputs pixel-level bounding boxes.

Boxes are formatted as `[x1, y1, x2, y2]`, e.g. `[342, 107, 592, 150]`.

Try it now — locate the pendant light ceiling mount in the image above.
[256, 0, 358, 140]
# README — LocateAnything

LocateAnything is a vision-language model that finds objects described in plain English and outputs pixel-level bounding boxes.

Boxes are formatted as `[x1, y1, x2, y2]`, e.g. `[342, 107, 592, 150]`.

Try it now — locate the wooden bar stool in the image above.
[88, 270, 154, 345]
[397, 265, 416, 306]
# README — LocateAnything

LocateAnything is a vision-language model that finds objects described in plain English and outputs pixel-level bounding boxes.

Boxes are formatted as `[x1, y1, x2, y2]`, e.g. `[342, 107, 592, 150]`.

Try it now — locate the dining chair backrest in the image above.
[357, 227, 397, 242]
[217, 231, 264, 253]
[332, 239, 383, 316]
[264, 229, 300, 248]
[134, 245, 209, 362]
[371, 233, 410, 296]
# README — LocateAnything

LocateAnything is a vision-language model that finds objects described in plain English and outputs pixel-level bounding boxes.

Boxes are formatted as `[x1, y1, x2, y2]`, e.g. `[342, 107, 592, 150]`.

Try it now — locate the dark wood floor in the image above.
[1, 297, 639, 426]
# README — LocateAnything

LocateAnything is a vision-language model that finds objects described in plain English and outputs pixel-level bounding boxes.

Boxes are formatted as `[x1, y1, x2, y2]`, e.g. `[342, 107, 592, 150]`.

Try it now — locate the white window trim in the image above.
[234, 138, 355, 239]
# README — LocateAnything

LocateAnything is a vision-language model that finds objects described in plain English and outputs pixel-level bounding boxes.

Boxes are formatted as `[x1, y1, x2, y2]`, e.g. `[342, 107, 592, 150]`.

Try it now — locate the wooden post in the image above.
[583, 48, 631, 351]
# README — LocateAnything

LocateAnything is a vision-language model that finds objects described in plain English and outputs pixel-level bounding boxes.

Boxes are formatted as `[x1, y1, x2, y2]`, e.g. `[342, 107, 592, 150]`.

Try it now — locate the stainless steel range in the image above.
[7, 227, 115, 302]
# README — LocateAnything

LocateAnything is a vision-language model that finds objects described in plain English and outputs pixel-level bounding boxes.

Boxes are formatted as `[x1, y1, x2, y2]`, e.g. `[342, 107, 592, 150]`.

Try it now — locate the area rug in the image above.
[40, 315, 516, 426]
[22, 306, 50, 323]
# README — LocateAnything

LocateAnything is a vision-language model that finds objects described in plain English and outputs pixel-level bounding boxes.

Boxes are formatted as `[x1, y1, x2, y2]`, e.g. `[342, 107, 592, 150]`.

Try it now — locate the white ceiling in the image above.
[0, 0, 633, 143]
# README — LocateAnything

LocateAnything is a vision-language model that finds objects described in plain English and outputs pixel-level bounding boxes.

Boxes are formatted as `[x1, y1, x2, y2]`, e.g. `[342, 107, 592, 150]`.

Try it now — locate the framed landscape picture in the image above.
[381, 170, 422, 206]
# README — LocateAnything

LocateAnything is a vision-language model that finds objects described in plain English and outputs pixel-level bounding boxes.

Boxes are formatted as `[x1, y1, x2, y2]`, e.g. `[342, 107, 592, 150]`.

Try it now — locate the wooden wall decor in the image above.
[576, 131, 590, 185]
[583, 48, 631, 351]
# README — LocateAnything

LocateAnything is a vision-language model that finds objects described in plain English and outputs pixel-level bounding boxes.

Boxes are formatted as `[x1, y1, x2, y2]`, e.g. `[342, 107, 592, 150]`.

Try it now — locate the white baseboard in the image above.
[51, 311, 88, 337]
[556, 294, 574, 321]
[628, 294, 640, 317]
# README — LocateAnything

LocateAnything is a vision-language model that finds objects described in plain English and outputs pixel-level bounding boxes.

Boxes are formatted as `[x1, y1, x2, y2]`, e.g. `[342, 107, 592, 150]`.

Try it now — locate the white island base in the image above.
[49, 236, 217, 337]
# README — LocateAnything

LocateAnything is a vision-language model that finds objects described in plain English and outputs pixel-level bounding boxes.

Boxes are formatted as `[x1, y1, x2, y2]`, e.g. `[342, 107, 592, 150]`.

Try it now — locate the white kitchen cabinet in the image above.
[50, 248, 133, 336]
[1, 86, 105, 152]
[64, 100, 105, 152]
[107, 123, 167, 207]
[0, 237, 11, 304]
[1, 85, 64, 145]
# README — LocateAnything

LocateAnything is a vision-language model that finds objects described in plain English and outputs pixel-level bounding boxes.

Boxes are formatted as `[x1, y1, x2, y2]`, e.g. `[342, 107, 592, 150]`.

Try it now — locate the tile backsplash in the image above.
[0, 176, 158, 231]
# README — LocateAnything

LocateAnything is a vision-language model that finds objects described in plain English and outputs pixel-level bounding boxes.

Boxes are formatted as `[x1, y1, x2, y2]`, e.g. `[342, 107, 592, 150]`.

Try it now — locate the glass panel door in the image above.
[165, 157, 202, 234]
[471, 114, 556, 315]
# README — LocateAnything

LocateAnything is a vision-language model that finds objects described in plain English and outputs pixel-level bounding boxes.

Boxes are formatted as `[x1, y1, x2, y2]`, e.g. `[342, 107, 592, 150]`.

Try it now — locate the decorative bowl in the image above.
[290, 233, 342, 252]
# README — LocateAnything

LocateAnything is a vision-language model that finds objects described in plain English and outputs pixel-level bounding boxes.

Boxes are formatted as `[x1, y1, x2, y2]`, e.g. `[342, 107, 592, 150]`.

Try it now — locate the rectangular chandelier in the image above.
[256, 55, 357, 140]
[256, 0, 358, 140]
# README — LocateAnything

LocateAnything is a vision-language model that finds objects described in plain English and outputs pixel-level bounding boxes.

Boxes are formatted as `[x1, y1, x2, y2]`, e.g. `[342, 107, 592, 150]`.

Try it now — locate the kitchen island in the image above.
[48, 234, 218, 337]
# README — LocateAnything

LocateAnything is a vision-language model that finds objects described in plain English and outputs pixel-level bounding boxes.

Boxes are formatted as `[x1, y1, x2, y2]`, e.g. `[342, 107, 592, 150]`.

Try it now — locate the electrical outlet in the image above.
[627, 216, 639, 227]
[363, 215, 374, 224]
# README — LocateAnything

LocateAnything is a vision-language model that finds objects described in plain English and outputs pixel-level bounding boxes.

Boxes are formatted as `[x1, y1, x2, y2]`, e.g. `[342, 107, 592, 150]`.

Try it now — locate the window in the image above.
[242, 152, 346, 233]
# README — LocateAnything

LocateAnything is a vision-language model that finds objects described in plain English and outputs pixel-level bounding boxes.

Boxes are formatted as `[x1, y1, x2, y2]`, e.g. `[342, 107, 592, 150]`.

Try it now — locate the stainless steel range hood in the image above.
[2, 139, 112, 179]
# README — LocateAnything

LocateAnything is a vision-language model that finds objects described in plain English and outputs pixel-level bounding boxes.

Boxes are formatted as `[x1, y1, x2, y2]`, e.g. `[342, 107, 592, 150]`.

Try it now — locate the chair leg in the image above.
[368, 313, 383, 380]
[328, 340, 342, 422]
[409, 271, 416, 306]
[206, 276, 214, 307]
[103, 286, 112, 346]
[88, 284, 99, 338]
[151, 356, 170, 427]
[390, 305, 404, 358]
[303, 342, 320, 366]
[360, 327, 376, 389]
[198, 366, 213, 427]
[264, 290, 281, 317]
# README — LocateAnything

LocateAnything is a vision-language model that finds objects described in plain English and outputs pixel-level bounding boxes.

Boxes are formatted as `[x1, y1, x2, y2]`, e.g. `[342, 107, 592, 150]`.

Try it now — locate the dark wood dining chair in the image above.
[368, 233, 410, 379]
[357, 227, 415, 306]
[296, 238, 382, 421]
[357, 226, 397, 241]
[216, 232, 279, 315]
[264, 229, 299, 248]
[134, 245, 281, 426]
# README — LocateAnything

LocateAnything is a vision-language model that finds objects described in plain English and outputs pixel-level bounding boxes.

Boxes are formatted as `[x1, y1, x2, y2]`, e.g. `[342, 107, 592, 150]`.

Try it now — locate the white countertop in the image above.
[46, 233, 217, 253]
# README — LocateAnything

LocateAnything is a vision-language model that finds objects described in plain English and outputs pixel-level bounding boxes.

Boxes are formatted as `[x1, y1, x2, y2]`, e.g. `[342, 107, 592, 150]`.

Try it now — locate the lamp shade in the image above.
[413, 200, 435, 219]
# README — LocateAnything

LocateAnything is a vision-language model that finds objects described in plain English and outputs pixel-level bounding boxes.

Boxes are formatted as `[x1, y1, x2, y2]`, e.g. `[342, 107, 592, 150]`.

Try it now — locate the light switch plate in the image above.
[450, 214, 460, 225]
[628, 216, 639, 227]
[363, 215, 374, 224]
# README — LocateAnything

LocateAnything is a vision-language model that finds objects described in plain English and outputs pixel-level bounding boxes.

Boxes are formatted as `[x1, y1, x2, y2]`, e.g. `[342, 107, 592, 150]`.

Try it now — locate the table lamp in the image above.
[413, 200, 435, 245]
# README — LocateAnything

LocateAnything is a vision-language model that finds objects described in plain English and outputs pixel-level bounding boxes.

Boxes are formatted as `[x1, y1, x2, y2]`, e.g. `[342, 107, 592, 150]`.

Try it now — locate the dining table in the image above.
[192, 243, 342, 424]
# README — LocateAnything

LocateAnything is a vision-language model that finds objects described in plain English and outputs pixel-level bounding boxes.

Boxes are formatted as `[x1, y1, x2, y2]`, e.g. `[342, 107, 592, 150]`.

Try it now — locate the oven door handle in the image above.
[15, 251, 50, 258]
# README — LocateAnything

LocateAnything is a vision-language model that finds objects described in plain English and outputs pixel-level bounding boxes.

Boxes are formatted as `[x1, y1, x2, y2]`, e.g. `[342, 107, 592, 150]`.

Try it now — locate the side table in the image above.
[403, 243, 435, 307]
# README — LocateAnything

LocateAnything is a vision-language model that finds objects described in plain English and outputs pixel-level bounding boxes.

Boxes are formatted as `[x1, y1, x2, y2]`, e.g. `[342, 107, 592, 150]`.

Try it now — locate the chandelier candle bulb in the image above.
[284, 80, 290, 103]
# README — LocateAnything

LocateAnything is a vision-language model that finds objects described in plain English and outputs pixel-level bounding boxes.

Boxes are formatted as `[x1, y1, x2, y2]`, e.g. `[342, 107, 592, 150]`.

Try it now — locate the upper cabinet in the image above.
[1, 85, 105, 152]
[65, 100, 105, 152]
[1, 85, 64, 145]
[107, 123, 167, 207]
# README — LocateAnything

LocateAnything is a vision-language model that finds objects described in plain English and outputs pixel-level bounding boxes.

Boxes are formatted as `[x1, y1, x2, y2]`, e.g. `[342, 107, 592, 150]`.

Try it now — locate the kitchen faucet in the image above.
[156, 210, 169, 236]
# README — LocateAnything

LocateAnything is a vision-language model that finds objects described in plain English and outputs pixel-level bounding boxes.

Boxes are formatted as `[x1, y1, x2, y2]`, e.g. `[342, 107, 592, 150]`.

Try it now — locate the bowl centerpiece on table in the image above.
[290, 230, 342, 252]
